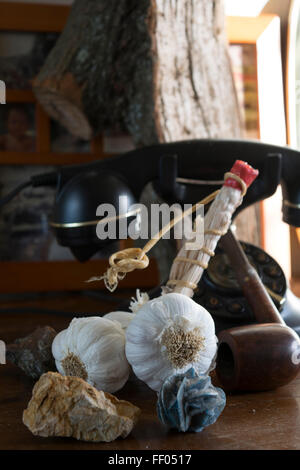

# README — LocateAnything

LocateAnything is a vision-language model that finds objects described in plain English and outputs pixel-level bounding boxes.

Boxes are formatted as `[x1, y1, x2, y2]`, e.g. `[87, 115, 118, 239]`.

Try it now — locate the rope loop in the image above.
[224, 172, 247, 197]
[174, 256, 208, 270]
[86, 248, 149, 292]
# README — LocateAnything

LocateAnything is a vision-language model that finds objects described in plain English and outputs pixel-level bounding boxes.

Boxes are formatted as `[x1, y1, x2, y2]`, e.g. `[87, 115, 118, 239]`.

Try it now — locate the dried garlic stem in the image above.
[167, 161, 259, 297]
[168, 186, 242, 297]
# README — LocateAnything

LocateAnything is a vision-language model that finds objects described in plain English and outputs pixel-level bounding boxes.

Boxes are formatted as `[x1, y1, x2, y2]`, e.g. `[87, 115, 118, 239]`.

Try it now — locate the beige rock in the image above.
[23, 372, 140, 442]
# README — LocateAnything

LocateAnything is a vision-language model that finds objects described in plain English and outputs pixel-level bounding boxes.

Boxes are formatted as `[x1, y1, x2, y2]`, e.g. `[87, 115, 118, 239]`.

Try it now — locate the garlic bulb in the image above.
[103, 290, 149, 329]
[125, 293, 217, 392]
[103, 311, 135, 330]
[52, 316, 130, 393]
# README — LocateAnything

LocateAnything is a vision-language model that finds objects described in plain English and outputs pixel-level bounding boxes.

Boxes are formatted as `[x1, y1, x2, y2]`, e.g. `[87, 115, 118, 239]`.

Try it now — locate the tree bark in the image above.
[34, 0, 259, 269]
[33, 0, 242, 145]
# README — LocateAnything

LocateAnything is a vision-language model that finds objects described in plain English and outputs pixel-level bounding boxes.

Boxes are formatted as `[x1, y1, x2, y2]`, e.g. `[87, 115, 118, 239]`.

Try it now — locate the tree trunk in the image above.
[33, 0, 242, 145]
[34, 0, 259, 274]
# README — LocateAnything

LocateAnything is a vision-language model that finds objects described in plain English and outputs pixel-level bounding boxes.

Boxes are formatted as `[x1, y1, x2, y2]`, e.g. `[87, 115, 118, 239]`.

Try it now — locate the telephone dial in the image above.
[2, 138, 300, 335]
[194, 241, 300, 335]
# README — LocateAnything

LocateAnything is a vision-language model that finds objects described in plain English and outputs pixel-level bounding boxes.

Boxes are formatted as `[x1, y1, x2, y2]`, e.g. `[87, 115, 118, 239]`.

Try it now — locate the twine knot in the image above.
[87, 248, 149, 292]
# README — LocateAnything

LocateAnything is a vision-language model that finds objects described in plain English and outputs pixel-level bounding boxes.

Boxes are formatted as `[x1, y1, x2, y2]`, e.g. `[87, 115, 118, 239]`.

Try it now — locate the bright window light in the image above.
[225, 0, 269, 17]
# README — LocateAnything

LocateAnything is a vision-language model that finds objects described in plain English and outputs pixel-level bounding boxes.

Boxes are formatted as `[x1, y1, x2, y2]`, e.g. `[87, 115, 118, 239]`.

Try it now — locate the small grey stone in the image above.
[7, 326, 57, 379]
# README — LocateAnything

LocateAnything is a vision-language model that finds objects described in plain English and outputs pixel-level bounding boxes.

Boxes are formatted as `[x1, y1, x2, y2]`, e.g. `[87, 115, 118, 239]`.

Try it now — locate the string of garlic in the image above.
[125, 161, 259, 391]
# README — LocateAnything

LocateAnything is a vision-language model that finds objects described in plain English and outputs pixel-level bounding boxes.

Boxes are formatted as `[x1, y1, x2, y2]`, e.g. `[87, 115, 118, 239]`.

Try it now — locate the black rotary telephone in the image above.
[2, 139, 300, 334]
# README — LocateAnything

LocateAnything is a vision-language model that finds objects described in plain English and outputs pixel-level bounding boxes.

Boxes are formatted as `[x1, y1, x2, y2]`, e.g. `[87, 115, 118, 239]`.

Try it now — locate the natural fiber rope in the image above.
[173, 256, 209, 270]
[88, 172, 247, 292]
[141, 190, 219, 254]
[201, 246, 215, 257]
[204, 228, 227, 236]
[167, 279, 198, 290]
[224, 172, 247, 197]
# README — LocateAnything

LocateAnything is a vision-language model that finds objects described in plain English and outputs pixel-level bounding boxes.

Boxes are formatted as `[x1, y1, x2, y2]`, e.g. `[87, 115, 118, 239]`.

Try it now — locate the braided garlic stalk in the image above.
[90, 161, 258, 293]
[167, 161, 259, 297]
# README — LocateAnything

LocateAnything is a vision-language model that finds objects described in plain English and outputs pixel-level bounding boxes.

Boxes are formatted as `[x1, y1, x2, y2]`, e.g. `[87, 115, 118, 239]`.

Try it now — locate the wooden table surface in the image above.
[0, 291, 300, 451]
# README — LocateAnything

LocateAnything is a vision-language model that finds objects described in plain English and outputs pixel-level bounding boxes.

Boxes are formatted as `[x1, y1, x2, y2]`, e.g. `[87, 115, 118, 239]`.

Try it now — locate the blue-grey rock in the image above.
[157, 368, 226, 432]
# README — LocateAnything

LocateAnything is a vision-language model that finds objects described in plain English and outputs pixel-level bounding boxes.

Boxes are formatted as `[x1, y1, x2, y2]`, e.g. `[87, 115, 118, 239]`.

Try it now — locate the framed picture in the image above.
[227, 14, 291, 279]
[0, 1, 158, 293]
[229, 43, 259, 140]
[0, 102, 36, 152]
[227, 14, 286, 144]
[0, 30, 59, 91]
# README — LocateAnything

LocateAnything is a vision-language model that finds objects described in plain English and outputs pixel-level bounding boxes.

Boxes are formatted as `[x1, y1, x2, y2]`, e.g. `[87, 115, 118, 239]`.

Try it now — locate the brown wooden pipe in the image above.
[215, 228, 300, 392]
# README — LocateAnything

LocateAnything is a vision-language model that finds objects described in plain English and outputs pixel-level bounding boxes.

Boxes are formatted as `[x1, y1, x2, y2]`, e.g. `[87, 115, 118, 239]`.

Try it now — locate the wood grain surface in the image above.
[0, 293, 299, 450]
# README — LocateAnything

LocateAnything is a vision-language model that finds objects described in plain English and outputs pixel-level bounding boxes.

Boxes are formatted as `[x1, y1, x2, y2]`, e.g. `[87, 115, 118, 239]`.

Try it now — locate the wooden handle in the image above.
[220, 229, 285, 325]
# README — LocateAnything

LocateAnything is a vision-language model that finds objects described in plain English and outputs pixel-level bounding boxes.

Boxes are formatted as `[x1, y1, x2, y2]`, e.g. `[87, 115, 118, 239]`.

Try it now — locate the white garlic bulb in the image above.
[103, 290, 149, 329]
[52, 316, 130, 393]
[103, 311, 135, 330]
[125, 293, 217, 392]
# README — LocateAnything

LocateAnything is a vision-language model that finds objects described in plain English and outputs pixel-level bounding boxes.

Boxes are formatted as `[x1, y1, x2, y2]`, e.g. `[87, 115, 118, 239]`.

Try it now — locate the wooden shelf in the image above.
[0, 2, 70, 32]
[0, 259, 159, 293]
[5, 90, 35, 103]
[0, 151, 108, 166]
